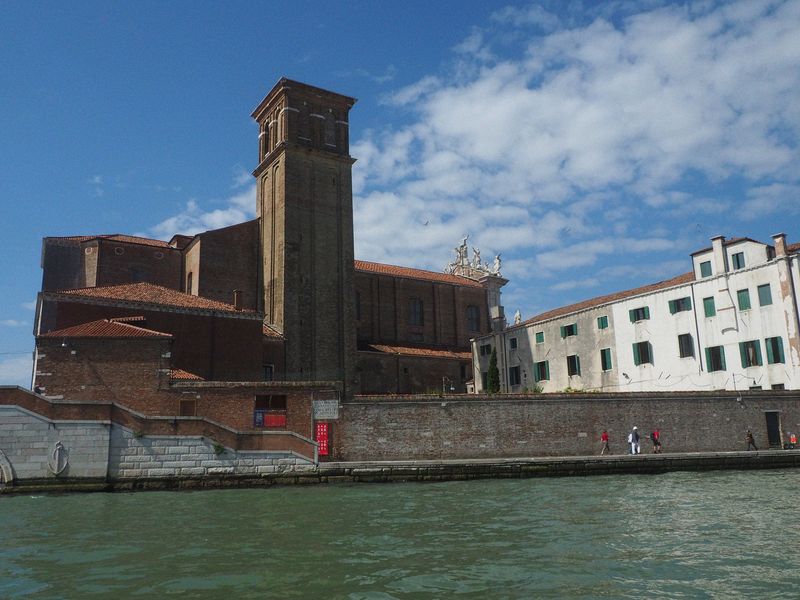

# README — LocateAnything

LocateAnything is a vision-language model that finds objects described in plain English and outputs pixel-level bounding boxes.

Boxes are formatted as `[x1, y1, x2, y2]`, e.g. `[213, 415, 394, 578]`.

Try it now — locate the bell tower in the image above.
[252, 78, 357, 395]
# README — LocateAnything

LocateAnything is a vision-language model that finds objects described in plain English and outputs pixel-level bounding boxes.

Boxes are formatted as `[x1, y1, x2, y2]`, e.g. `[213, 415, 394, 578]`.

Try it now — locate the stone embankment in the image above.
[3, 451, 800, 494]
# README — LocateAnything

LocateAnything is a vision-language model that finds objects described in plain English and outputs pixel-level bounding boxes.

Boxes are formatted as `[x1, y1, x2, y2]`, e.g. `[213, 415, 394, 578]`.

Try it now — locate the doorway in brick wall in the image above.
[765, 411, 782, 448]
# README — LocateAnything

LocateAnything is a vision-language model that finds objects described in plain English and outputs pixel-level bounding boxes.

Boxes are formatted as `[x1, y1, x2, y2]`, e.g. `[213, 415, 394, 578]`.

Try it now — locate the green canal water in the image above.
[2, 470, 800, 599]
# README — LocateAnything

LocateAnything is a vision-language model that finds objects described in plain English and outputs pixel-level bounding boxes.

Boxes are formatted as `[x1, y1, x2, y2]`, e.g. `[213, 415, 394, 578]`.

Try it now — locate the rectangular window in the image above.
[765, 336, 785, 364]
[772, 384, 785, 390]
[597, 315, 608, 329]
[703, 296, 716, 317]
[253, 394, 288, 428]
[600, 348, 612, 371]
[632, 341, 653, 366]
[731, 252, 745, 270]
[629, 306, 650, 322]
[534, 360, 549, 382]
[263, 364, 274, 381]
[479, 344, 492, 356]
[757, 284, 772, 306]
[739, 340, 763, 368]
[560, 323, 577, 338]
[567, 354, 581, 376]
[509, 366, 521, 386]
[535, 331, 545, 344]
[409, 297, 424, 325]
[466, 305, 481, 331]
[737, 289, 751, 311]
[179, 399, 196, 417]
[668, 297, 692, 314]
[705, 346, 726, 372]
[509, 337, 518, 350]
[700, 261, 712, 277]
[678, 334, 694, 358]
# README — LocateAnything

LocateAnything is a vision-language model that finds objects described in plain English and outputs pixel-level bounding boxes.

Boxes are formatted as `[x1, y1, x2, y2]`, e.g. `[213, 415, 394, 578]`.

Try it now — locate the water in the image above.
[2, 470, 799, 599]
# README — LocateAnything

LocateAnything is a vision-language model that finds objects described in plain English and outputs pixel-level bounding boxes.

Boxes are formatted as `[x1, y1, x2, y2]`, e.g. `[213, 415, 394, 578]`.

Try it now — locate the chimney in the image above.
[772, 233, 787, 257]
[711, 235, 727, 274]
[233, 290, 242, 311]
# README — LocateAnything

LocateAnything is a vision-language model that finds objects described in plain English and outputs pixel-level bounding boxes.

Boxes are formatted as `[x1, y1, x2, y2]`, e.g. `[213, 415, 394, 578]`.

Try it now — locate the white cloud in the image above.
[145, 184, 256, 240]
[21, 301, 36, 311]
[0, 355, 32, 388]
[351, 0, 800, 288]
[0, 319, 27, 327]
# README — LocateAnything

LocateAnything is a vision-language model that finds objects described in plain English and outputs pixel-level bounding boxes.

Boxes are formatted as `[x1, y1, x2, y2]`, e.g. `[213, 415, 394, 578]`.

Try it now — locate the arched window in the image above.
[466, 305, 480, 331]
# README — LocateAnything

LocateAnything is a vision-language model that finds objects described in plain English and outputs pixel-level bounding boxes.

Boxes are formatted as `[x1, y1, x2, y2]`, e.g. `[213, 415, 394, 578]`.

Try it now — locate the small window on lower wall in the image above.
[509, 337, 518, 350]
[263, 364, 274, 381]
[772, 383, 785, 390]
[705, 346, 726, 372]
[632, 341, 653, 366]
[600, 348, 612, 371]
[254, 394, 287, 428]
[567, 354, 581, 376]
[678, 333, 694, 358]
[534, 361, 549, 382]
[179, 399, 196, 417]
[509, 366, 521, 386]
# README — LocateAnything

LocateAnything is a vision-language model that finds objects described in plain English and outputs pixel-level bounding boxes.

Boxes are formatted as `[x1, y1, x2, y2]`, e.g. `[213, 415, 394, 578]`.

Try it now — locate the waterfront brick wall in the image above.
[337, 391, 800, 460]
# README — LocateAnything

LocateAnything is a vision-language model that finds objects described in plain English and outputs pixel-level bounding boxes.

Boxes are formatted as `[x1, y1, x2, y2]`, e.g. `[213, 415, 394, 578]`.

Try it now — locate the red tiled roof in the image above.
[361, 343, 471, 360]
[57, 283, 253, 314]
[263, 323, 284, 339]
[109, 315, 146, 323]
[40, 319, 172, 339]
[520, 271, 696, 327]
[787, 242, 800, 254]
[50, 234, 172, 248]
[170, 369, 203, 381]
[355, 260, 483, 288]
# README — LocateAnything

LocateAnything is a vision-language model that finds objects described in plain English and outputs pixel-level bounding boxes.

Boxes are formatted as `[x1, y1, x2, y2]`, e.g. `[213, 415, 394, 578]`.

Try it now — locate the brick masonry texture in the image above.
[335, 391, 800, 461]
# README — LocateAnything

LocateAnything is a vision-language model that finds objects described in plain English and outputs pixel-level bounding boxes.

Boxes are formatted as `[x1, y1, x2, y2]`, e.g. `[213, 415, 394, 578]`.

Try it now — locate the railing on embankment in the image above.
[0, 386, 317, 461]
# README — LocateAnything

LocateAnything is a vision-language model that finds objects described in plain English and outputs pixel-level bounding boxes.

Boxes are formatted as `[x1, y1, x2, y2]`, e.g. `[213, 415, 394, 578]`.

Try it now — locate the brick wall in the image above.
[95, 240, 182, 290]
[336, 391, 800, 460]
[196, 220, 260, 310]
[357, 351, 472, 395]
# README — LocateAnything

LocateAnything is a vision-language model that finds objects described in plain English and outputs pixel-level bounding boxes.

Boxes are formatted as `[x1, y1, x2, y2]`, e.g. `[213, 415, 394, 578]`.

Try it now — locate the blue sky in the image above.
[2, 0, 799, 387]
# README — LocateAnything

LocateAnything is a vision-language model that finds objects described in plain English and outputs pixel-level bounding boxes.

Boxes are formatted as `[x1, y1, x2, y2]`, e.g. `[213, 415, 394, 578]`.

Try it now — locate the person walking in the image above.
[651, 428, 662, 454]
[600, 430, 610, 455]
[746, 430, 758, 451]
[628, 426, 641, 455]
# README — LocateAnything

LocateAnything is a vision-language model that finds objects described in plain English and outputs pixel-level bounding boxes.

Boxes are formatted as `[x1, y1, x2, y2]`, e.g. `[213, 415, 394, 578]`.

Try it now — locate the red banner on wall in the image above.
[316, 422, 329, 456]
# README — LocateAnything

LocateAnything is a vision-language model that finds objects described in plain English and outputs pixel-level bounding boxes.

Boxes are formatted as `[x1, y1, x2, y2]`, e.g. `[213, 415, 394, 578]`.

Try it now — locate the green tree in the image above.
[487, 347, 500, 393]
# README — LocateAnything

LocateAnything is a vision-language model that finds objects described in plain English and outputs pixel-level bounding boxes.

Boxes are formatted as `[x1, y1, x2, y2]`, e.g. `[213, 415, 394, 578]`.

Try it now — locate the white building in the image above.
[472, 234, 800, 393]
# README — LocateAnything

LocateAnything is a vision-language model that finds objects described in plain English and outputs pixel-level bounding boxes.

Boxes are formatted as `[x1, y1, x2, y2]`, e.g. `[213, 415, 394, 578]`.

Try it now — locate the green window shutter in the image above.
[629, 309, 636, 322]
[633, 343, 641, 366]
[535, 331, 544, 344]
[703, 297, 716, 317]
[705, 347, 712, 370]
[647, 342, 654, 365]
[755, 342, 762, 366]
[758, 284, 772, 306]
[720, 347, 726, 371]
[576, 355, 581, 376]
[560, 326, 566, 339]
[545, 361, 550, 380]
[737, 289, 751, 310]
[668, 300, 677, 315]
[766, 338, 775, 364]
[778, 338, 785, 363]
[739, 342, 748, 368]
[643, 306, 650, 319]
[573, 323, 577, 335]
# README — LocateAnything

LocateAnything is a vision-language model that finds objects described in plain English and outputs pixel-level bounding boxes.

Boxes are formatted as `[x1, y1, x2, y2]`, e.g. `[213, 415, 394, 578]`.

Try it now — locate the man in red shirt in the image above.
[600, 430, 610, 455]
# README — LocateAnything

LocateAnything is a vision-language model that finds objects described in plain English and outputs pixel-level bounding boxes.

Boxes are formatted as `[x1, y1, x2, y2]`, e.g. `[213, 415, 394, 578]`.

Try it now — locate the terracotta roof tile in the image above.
[521, 271, 696, 327]
[57, 283, 253, 314]
[361, 343, 471, 360]
[787, 242, 800, 254]
[50, 234, 172, 248]
[170, 369, 204, 381]
[263, 323, 284, 339]
[40, 319, 172, 339]
[355, 260, 483, 288]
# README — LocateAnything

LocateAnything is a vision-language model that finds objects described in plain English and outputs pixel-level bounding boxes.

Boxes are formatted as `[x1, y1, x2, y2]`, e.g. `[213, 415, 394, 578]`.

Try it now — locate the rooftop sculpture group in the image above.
[444, 234, 502, 279]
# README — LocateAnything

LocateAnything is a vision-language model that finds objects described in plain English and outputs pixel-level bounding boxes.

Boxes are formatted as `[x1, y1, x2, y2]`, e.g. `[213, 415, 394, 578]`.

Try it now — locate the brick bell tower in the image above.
[252, 78, 357, 396]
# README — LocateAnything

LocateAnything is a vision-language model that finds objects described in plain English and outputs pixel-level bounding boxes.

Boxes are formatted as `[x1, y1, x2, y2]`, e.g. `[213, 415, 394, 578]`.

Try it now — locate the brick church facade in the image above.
[31, 79, 507, 453]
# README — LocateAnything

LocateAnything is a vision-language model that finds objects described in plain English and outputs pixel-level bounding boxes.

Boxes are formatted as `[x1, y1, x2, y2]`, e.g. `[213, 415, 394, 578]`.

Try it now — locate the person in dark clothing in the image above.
[746, 430, 758, 451]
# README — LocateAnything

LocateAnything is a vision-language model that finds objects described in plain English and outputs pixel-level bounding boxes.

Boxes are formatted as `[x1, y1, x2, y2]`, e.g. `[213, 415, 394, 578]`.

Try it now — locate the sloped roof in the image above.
[49, 234, 172, 248]
[263, 323, 284, 339]
[57, 283, 253, 313]
[40, 319, 172, 339]
[355, 260, 483, 288]
[170, 369, 204, 381]
[520, 271, 696, 327]
[689, 236, 766, 256]
[361, 343, 471, 360]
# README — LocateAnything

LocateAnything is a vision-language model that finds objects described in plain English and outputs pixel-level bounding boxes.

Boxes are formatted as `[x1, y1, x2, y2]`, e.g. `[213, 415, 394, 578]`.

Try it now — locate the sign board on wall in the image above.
[313, 400, 339, 420]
